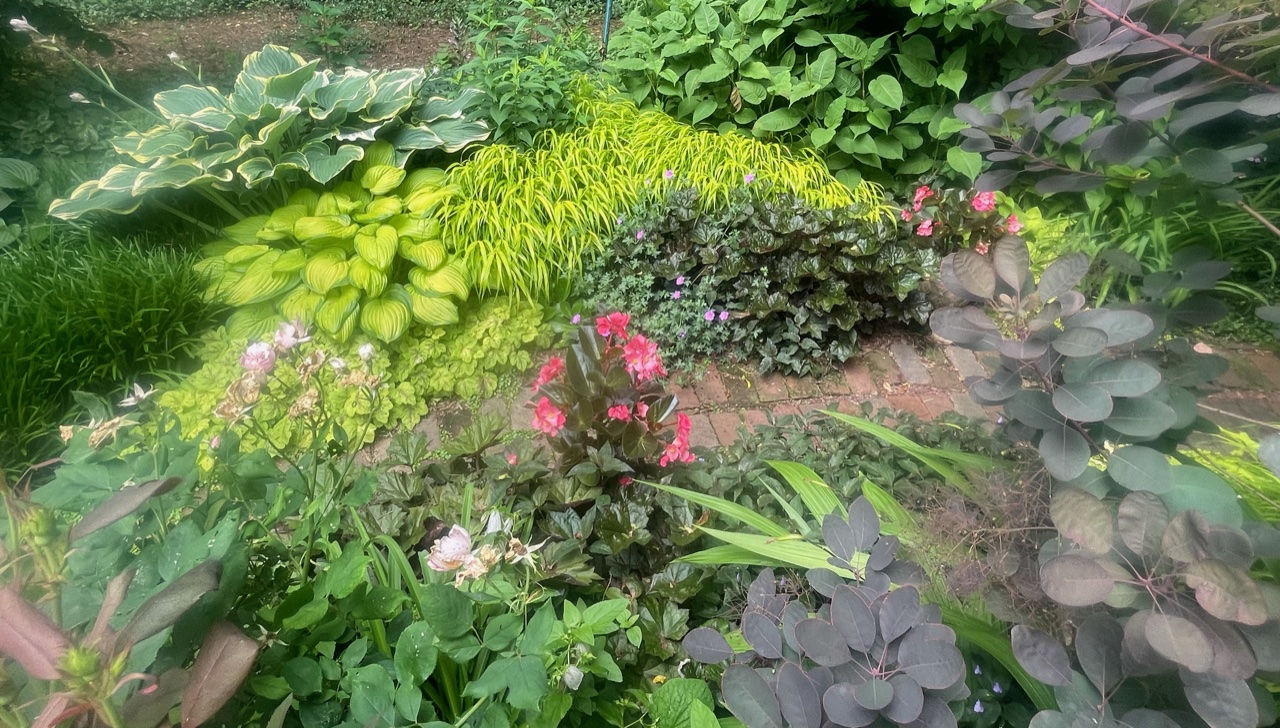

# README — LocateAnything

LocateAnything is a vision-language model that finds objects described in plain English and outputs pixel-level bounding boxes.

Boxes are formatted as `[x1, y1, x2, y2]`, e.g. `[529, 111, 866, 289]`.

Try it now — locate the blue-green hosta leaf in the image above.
[349, 258, 388, 297]
[409, 259, 469, 300]
[237, 107, 301, 155]
[311, 72, 378, 121]
[302, 249, 350, 294]
[278, 142, 365, 185]
[355, 225, 397, 270]
[360, 288, 413, 343]
[399, 239, 445, 269]
[364, 68, 427, 122]
[416, 87, 482, 121]
[111, 128, 197, 162]
[95, 163, 147, 192]
[132, 159, 212, 194]
[236, 156, 276, 187]
[360, 165, 406, 196]
[153, 85, 233, 129]
[408, 288, 459, 326]
[242, 44, 308, 83]
[315, 285, 359, 334]
[227, 72, 267, 118]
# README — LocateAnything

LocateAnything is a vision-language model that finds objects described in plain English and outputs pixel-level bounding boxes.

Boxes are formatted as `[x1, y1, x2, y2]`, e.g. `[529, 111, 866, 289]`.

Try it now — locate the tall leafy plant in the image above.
[604, 0, 1041, 187]
[49, 45, 490, 225]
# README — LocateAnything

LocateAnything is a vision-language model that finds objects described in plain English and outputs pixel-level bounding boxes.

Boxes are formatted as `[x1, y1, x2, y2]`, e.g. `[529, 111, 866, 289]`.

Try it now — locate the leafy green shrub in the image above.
[0, 157, 38, 245]
[157, 297, 547, 460]
[603, 0, 1041, 187]
[49, 45, 490, 224]
[292, 0, 370, 68]
[590, 185, 933, 375]
[0, 233, 219, 470]
[196, 143, 469, 342]
[447, 0, 598, 147]
[681, 500, 970, 728]
[441, 92, 888, 302]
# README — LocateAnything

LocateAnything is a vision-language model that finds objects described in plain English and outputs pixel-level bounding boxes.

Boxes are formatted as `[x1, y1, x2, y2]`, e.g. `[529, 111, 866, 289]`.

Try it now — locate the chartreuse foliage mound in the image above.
[48, 45, 489, 222]
[157, 297, 546, 459]
[196, 142, 467, 343]
[437, 93, 890, 301]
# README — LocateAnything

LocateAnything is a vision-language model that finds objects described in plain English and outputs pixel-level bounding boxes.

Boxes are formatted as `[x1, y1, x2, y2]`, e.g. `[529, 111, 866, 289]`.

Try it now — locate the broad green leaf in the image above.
[301, 250, 350, 294]
[355, 225, 398, 270]
[946, 147, 982, 181]
[360, 292, 413, 343]
[867, 76, 904, 109]
[463, 656, 547, 711]
[753, 108, 804, 134]
[394, 622, 438, 685]
[409, 290, 459, 326]
[1107, 446, 1172, 493]
[410, 259, 469, 300]
[348, 664, 395, 726]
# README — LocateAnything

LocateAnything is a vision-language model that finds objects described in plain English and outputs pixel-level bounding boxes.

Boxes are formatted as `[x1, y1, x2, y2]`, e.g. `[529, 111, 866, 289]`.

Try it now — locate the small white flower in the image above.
[118, 383, 155, 408]
[167, 51, 181, 62]
[992, 682, 1003, 694]
[329, 357, 348, 372]
[562, 665, 584, 691]
[483, 510, 511, 535]
[9, 17, 35, 33]
[69, 92, 89, 104]
[357, 343, 375, 362]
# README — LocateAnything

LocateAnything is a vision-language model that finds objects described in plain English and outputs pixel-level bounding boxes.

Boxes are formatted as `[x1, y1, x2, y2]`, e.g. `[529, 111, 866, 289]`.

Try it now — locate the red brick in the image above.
[773, 403, 803, 418]
[741, 409, 770, 431]
[918, 392, 953, 420]
[670, 383, 701, 409]
[756, 373, 791, 403]
[709, 411, 743, 445]
[889, 343, 932, 385]
[949, 391, 988, 422]
[1245, 352, 1280, 392]
[817, 370, 853, 396]
[886, 393, 931, 420]
[844, 362, 875, 395]
[784, 376, 823, 400]
[685, 413, 719, 449]
[694, 365, 729, 403]
[863, 350, 904, 387]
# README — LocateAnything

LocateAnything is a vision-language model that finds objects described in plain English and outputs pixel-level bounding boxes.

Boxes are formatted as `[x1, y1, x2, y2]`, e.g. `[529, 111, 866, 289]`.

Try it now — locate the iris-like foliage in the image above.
[196, 142, 468, 342]
[683, 497, 969, 728]
[49, 45, 489, 222]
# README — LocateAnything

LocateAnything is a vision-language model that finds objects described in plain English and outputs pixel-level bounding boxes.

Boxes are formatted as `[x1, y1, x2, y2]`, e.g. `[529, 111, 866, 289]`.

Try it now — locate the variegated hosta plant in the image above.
[196, 142, 467, 343]
[681, 498, 969, 728]
[49, 45, 489, 222]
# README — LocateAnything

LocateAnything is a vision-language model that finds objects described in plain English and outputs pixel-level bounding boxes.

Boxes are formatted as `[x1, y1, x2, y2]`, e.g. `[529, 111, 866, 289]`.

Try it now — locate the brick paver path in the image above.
[366, 335, 1280, 459]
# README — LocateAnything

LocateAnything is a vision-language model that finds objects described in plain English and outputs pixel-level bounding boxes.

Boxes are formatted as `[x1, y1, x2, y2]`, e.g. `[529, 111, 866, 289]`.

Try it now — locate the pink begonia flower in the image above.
[916, 219, 934, 237]
[532, 397, 567, 435]
[533, 356, 565, 389]
[660, 413, 695, 467]
[975, 241, 990, 255]
[900, 208, 912, 222]
[427, 525, 473, 571]
[971, 191, 997, 213]
[596, 312, 631, 339]
[676, 276, 685, 285]
[210, 435, 221, 449]
[1006, 214, 1023, 234]
[607, 404, 632, 421]
[912, 185, 932, 206]
[506, 452, 519, 465]
[704, 310, 715, 321]
[664, 169, 675, 180]
[635, 401, 649, 420]
[240, 342, 276, 373]
[623, 335, 668, 382]
[273, 320, 310, 350]
[744, 172, 756, 184]
[619, 476, 633, 486]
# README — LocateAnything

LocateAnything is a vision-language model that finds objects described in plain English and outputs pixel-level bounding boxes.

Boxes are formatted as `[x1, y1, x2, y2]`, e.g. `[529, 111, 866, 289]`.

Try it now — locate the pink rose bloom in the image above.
[607, 404, 632, 421]
[622, 335, 668, 382]
[240, 342, 276, 373]
[532, 397, 567, 436]
[972, 191, 997, 213]
[533, 356, 565, 389]
[676, 276, 685, 285]
[1006, 214, 1023, 234]
[427, 525, 473, 571]
[273, 320, 310, 350]
[719, 310, 729, 322]
[916, 219, 934, 237]
[619, 476, 634, 486]
[596, 312, 631, 340]
[672, 291, 681, 300]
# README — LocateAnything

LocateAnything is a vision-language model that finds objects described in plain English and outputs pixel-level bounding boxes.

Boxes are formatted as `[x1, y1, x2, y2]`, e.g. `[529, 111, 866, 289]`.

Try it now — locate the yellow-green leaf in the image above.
[360, 294, 413, 342]
[295, 215, 356, 242]
[301, 249, 349, 293]
[397, 167, 446, 196]
[226, 302, 280, 340]
[399, 239, 445, 269]
[223, 243, 272, 266]
[410, 259, 469, 300]
[286, 188, 319, 213]
[408, 288, 459, 326]
[361, 164, 406, 195]
[278, 286, 324, 324]
[315, 286, 359, 334]
[387, 213, 437, 240]
[259, 204, 308, 241]
[272, 248, 308, 273]
[349, 258, 388, 297]
[354, 224, 398, 270]
[354, 195, 402, 223]
[404, 186, 453, 215]
[222, 215, 268, 245]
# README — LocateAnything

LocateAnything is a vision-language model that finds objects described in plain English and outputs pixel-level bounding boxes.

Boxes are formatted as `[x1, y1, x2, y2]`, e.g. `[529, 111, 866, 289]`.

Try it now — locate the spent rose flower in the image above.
[607, 404, 631, 421]
[596, 312, 630, 340]
[533, 356, 565, 389]
[971, 191, 997, 213]
[9, 17, 34, 33]
[1006, 214, 1023, 234]
[622, 335, 667, 382]
[532, 397, 567, 435]
[69, 92, 89, 104]
[240, 342, 276, 373]
[427, 525, 472, 571]
[916, 219, 934, 237]
[273, 319, 310, 350]
[167, 51, 180, 62]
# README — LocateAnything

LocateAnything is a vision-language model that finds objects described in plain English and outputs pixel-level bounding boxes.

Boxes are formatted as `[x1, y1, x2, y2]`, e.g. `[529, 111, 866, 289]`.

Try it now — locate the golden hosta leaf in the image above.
[315, 286, 359, 335]
[278, 286, 324, 325]
[398, 167, 447, 196]
[222, 252, 298, 305]
[294, 215, 356, 242]
[410, 258, 469, 300]
[387, 213, 437, 240]
[408, 288, 459, 326]
[354, 195, 402, 223]
[222, 243, 272, 266]
[404, 186, 453, 215]
[361, 164, 406, 196]
[301, 249, 349, 293]
[354, 225, 397, 270]
[286, 188, 320, 213]
[359, 289, 413, 342]
[333, 180, 372, 207]
[259, 204, 308, 241]
[348, 257, 388, 297]
[226, 302, 281, 340]
[222, 215, 268, 245]
[399, 239, 445, 269]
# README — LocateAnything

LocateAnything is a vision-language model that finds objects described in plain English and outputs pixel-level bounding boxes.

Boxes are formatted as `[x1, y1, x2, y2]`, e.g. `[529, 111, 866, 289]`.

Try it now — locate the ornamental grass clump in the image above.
[438, 92, 891, 302]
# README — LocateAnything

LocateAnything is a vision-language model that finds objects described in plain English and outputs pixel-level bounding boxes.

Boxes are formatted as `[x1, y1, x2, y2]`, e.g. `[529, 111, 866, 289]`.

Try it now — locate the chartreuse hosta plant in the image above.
[439, 91, 888, 301]
[196, 141, 468, 342]
[49, 45, 489, 224]
[1008, 492, 1279, 728]
[680, 498, 971, 728]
